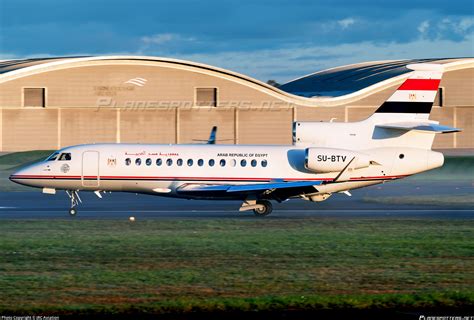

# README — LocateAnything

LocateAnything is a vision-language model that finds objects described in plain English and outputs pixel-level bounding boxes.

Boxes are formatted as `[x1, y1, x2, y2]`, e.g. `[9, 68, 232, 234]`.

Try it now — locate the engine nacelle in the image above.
[304, 148, 371, 173]
[293, 121, 349, 146]
[305, 193, 332, 202]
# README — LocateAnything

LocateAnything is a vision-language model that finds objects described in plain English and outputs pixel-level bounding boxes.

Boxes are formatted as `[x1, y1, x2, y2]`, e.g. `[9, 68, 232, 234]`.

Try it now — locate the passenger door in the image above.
[82, 151, 100, 188]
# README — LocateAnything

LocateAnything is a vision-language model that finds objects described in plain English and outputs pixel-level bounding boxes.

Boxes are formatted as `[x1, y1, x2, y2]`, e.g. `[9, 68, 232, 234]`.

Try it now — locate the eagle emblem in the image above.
[60, 164, 70, 173]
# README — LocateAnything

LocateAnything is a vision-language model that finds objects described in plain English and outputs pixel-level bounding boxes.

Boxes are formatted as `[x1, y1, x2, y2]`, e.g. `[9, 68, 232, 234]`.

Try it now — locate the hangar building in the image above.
[0, 56, 472, 152]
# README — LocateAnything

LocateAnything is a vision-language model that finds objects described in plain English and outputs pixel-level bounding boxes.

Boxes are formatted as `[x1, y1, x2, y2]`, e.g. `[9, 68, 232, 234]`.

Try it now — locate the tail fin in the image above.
[370, 63, 460, 150]
[374, 63, 443, 118]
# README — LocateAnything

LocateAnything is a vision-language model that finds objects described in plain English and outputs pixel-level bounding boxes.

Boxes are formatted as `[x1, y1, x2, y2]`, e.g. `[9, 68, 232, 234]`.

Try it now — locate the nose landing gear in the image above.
[66, 190, 81, 216]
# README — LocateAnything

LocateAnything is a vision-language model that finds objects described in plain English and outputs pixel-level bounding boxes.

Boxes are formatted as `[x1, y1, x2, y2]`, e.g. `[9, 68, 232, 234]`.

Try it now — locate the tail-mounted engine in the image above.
[304, 147, 371, 173]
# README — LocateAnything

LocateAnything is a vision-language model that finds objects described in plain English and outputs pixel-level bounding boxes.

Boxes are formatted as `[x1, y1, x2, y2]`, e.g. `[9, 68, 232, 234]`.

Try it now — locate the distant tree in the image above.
[266, 80, 281, 88]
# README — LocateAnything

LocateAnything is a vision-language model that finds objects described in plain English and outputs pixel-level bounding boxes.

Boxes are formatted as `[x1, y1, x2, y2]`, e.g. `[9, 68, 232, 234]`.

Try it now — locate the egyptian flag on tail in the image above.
[375, 64, 443, 114]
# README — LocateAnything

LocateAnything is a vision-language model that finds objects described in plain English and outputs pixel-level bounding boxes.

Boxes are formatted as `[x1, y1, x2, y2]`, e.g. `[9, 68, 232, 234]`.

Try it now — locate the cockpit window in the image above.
[46, 152, 60, 161]
[58, 153, 72, 161]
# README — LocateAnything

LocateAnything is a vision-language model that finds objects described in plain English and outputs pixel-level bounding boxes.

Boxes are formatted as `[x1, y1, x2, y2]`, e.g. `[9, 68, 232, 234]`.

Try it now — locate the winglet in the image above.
[207, 126, 217, 144]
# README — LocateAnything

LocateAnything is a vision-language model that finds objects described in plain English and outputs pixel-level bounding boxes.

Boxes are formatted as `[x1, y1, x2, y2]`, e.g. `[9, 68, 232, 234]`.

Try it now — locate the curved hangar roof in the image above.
[0, 55, 284, 95]
[0, 55, 473, 107]
[0, 56, 276, 91]
[279, 58, 471, 97]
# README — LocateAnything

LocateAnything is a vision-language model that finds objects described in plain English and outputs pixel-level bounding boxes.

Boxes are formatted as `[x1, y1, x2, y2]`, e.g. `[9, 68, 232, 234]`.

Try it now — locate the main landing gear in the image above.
[66, 190, 81, 216]
[239, 199, 274, 216]
[253, 200, 273, 217]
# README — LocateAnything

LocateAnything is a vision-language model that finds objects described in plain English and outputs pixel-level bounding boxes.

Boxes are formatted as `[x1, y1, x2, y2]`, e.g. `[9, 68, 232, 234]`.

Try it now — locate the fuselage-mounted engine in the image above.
[304, 148, 371, 173]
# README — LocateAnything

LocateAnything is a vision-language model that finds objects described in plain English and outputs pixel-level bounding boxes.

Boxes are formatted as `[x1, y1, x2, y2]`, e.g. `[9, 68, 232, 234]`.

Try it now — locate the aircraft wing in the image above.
[177, 180, 323, 195]
[376, 122, 461, 133]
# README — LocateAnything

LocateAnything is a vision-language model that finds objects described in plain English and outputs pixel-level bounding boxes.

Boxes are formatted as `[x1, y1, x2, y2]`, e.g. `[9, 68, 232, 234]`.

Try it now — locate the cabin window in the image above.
[156, 158, 162, 166]
[220, 159, 226, 167]
[146, 158, 152, 166]
[230, 159, 236, 167]
[187, 159, 193, 166]
[46, 152, 59, 161]
[240, 159, 247, 167]
[195, 87, 217, 107]
[198, 159, 204, 166]
[23, 88, 45, 107]
[261, 160, 268, 167]
[135, 158, 141, 166]
[209, 159, 215, 167]
[166, 158, 173, 166]
[177, 159, 183, 166]
[125, 158, 131, 166]
[251, 159, 257, 167]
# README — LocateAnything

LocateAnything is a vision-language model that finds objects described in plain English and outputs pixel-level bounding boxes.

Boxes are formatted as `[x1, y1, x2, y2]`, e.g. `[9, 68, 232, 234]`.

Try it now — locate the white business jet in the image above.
[10, 64, 460, 216]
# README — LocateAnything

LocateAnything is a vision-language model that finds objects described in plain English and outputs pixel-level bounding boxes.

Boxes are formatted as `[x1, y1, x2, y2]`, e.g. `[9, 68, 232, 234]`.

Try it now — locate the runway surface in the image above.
[0, 178, 472, 219]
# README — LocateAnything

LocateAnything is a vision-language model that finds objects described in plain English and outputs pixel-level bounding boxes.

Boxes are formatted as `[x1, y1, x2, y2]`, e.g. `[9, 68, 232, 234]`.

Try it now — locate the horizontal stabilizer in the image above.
[376, 122, 461, 134]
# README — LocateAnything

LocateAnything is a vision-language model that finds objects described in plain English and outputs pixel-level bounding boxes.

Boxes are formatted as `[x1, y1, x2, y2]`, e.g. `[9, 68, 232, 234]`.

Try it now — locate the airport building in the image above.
[0, 56, 472, 152]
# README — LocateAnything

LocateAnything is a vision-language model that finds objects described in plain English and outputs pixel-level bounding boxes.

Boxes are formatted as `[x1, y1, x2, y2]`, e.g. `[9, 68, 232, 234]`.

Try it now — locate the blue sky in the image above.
[0, 0, 473, 82]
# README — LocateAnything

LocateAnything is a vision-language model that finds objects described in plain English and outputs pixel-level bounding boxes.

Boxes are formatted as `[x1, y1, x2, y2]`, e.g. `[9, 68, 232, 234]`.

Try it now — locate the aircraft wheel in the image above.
[253, 200, 273, 216]
[69, 208, 77, 216]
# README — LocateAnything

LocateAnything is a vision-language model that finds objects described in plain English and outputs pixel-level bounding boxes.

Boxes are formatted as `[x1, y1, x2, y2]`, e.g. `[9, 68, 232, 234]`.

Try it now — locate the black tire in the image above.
[253, 200, 273, 216]
[69, 208, 77, 216]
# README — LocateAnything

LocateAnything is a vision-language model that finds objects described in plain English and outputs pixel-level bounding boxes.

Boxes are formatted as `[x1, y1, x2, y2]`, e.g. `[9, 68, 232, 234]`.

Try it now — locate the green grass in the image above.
[0, 150, 54, 191]
[410, 156, 474, 181]
[0, 218, 473, 315]
[0, 150, 53, 167]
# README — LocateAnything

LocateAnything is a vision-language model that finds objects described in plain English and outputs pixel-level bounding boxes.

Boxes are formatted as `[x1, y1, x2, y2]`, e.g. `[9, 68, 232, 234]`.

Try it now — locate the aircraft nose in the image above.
[9, 168, 25, 184]
[9, 166, 36, 186]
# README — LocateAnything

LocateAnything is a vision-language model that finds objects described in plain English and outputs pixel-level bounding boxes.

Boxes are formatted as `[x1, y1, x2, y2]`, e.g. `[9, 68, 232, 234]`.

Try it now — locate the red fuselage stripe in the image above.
[10, 174, 408, 181]
[397, 79, 440, 91]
